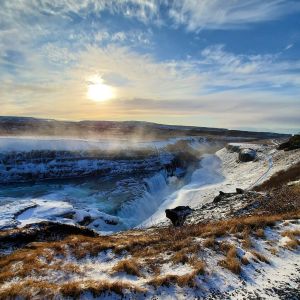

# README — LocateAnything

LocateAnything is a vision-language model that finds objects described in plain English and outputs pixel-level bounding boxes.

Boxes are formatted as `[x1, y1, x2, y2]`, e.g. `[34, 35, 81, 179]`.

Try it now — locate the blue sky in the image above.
[0, 0, 300, 133]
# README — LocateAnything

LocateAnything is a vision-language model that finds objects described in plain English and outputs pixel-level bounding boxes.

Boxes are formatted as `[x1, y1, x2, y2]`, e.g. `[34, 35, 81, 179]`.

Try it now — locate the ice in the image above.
[16, 199, 74, 226]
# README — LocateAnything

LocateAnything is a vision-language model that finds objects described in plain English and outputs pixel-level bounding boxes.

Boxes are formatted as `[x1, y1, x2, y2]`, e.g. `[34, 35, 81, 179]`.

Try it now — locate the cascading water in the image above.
[117, 171, 171, 228]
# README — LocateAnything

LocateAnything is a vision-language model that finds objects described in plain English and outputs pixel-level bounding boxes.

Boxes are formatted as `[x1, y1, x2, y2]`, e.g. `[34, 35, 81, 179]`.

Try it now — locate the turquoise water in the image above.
[0, 173, 149, 216]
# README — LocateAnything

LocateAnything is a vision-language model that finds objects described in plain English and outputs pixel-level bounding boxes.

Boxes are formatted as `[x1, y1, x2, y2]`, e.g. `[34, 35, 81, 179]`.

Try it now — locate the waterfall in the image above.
[117, 171, 170, 228]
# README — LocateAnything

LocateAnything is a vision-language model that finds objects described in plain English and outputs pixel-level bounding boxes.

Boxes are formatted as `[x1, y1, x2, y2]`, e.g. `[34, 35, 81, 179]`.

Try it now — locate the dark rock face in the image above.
[278, 135, 300, 151]
[236, 188, 245, 194]
[238, 149, 256, 162]
[0, 222, 98, 252]
[165, 206, 194, 227]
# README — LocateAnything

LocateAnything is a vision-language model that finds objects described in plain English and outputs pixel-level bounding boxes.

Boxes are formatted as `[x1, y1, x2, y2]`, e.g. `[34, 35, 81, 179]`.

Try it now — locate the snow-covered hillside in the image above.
[142, 143, 300, 227]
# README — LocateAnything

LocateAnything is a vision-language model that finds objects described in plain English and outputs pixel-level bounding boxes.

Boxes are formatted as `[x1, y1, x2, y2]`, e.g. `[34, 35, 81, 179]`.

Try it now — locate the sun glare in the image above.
[87, 76, 115, 102]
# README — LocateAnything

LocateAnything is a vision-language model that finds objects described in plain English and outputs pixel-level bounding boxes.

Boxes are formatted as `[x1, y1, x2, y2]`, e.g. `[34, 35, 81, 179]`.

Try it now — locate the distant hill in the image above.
[0, 116, 290, 140]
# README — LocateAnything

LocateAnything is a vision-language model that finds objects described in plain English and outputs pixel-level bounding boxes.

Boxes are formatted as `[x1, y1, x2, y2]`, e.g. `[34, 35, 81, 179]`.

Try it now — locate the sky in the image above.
[0, 0, 300, 133]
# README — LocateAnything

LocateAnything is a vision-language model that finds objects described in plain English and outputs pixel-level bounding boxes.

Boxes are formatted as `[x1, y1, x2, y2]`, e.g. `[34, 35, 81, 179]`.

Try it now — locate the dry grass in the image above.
[281, 229, 300, 239]
[1, 210, 299, 297]
[218, 246, 241, 274]
[250, 250, 270, 264]
[145, 260, 161, 276]
[268, 247, 278, 255]
[171, 251, 189, 265]
[203, 236, 216, 248]
[255, 228, 265, 239]
[60, 280, 146, 298]
[0, 279, 146, 299]
[284, 239, 299, 250]
[111, 259, 141, 277]
[241, 228, 252, 249]
[190, 257, 206, 275]
[254, 162, 300, 191]
[148, 273, 196, 288]
[0, 279, 59, 299]
[281, 229, 300, 250]
[241, 256, 250, 265]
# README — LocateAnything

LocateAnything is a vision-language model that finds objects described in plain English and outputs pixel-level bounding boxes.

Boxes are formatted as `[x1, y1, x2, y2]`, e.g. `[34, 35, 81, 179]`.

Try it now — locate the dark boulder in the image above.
[236, 188, 245, 194]
[0, 221, 97, 252]
[278, 135, 300, 151]
[165, 206, 194, 227]
[238, 148, 256, 162]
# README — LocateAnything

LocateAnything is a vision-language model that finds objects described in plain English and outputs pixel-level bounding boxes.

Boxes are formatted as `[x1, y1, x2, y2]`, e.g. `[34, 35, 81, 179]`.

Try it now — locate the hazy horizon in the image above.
[0, 114, 298, 135]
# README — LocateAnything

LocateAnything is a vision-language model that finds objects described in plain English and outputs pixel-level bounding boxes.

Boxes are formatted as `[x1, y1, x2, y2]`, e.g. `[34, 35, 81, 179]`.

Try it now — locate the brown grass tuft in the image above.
[148, 272, 197, 288]
[111, 259, 141, 277]
[250, 250, 270, 264]
[60, 280, 146, 298]
[284, 239, 299, 250]
[171, 251, 189, 265]
[281, 229, 300, 239]
[218, 246, 241, 274]
[203, 236, 215, 248]
[241, 256, 250, 265]
[255, 228, 265, 238]
[268, 247, 278, 255]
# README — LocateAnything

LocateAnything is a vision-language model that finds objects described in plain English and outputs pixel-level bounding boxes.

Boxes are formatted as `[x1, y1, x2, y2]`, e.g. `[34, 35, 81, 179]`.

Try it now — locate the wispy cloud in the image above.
[285, 43, 294, 50]
[0, 1, 299, 132]
[169, 0, 300, 31]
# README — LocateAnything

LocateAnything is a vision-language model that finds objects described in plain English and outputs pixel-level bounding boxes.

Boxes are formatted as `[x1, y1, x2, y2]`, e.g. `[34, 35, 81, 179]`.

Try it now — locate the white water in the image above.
[140, 154, 225, 227]
[117, 171, 171, 228]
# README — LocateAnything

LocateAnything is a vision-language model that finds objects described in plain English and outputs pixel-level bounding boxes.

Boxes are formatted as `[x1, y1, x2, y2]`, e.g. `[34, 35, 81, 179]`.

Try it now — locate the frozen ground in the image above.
[141, 143, 300, 227]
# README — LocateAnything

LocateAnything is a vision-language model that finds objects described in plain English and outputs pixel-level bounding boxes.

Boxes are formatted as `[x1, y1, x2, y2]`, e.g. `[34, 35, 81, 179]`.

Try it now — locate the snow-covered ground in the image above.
[141, 143, 300, 227]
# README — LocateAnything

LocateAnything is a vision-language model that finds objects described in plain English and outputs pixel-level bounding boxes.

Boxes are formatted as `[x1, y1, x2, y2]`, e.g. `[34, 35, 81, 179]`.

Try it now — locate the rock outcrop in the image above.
[238, 148, 256, 162]
[213, 188, 245, 203]
[278, 135, 300, 151]
[0, 221, 97, 252]
[165, 206, 194, 227]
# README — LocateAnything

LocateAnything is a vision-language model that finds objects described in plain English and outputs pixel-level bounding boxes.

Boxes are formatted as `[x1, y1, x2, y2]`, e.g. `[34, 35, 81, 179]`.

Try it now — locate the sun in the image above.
[87, 76, 115, 102]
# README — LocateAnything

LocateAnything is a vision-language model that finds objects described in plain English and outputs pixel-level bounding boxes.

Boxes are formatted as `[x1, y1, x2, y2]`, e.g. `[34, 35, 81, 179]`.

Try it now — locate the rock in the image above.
[278, 135, 300, 151]
[226, 144, 241, 153]
[236, 188, 245, 194]
[165, 206, 194, 227]
[238, 148, 256, 162]
[213, 188, 245, 203]
[78, 215, 93, 226]
[0, 222, 98, 251]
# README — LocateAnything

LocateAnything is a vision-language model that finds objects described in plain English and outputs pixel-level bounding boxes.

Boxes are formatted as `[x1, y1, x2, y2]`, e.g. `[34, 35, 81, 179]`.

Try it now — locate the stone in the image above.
[165, 206, 194, 227]
[238, 148, 256, 162]
[236, 188, 245, 194]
